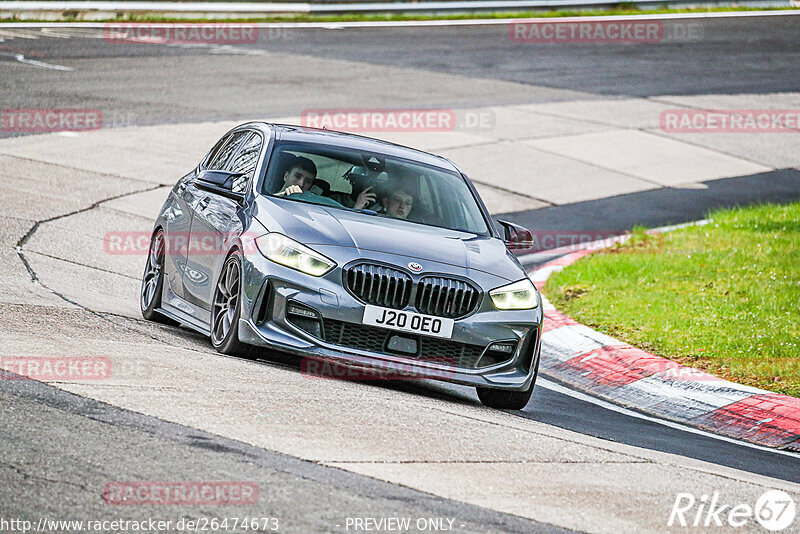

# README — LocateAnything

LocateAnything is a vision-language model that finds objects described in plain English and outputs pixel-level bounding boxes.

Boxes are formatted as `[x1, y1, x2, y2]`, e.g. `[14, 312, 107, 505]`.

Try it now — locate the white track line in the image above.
[1, 28, 41, 38]
[0, 50, 73, 69]
[0, 9, 798, 29]
[538, 378, 799, 458]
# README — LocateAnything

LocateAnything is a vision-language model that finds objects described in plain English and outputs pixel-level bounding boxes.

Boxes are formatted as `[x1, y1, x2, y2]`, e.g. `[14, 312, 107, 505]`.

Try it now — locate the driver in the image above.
[274, 156, 344, 208]
[276, 157, 316, 196]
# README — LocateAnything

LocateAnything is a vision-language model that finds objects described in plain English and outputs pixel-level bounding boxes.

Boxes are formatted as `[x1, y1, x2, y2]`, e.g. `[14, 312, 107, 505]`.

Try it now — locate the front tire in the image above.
[476, 384, 534, 410]
[210, 253, 248, 355]
[477, 344, 540, 410]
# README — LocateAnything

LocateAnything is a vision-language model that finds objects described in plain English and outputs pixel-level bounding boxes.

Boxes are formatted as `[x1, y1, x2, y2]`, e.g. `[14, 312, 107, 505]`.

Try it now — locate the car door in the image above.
[163, 134, 232, 300]
[184, 130, 263, 317]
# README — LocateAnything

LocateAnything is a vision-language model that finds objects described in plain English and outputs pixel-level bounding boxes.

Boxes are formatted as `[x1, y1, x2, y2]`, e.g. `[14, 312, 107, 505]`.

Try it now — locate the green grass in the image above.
[544, 202, 800, 397]
[1, 6, 797, 24]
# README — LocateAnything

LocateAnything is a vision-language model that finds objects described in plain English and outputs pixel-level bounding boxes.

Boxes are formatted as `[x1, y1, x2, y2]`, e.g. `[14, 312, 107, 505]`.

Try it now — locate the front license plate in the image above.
[362, 305, 454, 339]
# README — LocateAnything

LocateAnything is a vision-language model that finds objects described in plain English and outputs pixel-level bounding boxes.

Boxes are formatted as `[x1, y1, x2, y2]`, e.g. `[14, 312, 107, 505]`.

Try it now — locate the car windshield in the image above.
[262, 141, 489, 235]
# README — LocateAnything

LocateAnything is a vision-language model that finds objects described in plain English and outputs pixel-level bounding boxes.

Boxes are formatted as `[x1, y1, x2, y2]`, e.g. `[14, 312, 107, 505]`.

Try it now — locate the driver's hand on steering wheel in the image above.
[278, 185, 304, 196]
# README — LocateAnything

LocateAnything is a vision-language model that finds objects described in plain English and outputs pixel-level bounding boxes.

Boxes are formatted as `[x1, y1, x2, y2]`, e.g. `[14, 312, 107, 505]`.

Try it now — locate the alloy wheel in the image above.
[211, 258, 241, 346]
[141, 231, 165, 311]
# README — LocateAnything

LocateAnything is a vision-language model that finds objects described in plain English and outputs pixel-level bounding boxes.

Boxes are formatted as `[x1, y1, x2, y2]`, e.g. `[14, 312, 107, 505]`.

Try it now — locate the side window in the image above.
[207, 131, 248, 171]
[227, 132, 263, 193]
[202, 135, 229, 169]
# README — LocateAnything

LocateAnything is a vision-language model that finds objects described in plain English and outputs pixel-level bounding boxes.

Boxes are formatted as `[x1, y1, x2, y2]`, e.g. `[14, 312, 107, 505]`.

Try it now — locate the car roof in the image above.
[242, 122, 461, 173]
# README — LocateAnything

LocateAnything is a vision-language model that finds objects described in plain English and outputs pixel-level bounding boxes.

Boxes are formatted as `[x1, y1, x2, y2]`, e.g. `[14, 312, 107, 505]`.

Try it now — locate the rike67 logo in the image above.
[669, 490, 796, 531]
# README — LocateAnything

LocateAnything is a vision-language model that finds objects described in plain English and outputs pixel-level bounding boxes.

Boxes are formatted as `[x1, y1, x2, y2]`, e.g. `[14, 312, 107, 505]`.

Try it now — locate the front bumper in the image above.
[237, 249, 542, 391]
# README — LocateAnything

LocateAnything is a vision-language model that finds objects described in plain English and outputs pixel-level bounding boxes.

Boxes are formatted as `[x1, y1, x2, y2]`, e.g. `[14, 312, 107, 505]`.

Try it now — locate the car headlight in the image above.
[254, 233, 335, 276]
[489, 279, 539, 310]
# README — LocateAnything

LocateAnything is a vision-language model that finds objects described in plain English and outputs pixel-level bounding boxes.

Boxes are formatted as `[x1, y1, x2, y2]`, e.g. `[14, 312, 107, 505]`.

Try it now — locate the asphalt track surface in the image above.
[2, 15, 799, 128]
[2, 373, 562, 533]
[1, 14, 800, 532]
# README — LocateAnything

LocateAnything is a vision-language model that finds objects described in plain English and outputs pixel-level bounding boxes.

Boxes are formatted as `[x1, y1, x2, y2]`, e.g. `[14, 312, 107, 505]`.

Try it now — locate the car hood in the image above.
[253, 196, 524, 282]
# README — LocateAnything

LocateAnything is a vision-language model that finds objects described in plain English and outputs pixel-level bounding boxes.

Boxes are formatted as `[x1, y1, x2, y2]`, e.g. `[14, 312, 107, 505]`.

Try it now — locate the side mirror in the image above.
[195, 169, 246, 203]
[497, 219, 534, 251]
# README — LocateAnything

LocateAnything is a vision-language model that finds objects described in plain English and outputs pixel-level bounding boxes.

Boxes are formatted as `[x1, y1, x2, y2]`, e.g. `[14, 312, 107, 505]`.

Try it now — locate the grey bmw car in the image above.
[141, 122, 542, 409]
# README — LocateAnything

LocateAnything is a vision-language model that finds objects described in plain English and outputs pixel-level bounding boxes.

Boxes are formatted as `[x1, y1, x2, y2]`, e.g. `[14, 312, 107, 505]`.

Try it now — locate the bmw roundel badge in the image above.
[408, 262, 423, 273]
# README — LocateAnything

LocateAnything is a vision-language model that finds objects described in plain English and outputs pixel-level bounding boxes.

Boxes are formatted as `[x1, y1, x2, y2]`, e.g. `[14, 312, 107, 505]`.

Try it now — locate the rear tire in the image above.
[210, 253, 249, 356]
[140, 229, 174, 324]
